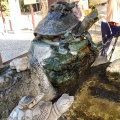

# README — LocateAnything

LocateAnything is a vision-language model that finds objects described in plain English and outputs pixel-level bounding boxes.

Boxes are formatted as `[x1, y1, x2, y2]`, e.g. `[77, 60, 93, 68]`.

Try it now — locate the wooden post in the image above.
[9, 20, 13, 31]
[30, 4, 35, 30]
[0, 53, 3, 65]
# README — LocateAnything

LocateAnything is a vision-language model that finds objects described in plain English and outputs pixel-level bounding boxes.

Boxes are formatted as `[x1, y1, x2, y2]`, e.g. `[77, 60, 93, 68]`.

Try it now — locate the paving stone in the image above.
[0, 31, 34, 63]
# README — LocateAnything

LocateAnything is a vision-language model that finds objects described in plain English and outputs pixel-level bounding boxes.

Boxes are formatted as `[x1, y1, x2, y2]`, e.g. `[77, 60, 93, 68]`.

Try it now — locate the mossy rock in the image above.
[63, 62, 120, 120]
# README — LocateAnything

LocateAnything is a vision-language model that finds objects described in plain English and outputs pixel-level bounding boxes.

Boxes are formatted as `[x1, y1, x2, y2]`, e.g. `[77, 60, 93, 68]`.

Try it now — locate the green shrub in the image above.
[1, 0, 9, 16]
[19, 0, 30, 12]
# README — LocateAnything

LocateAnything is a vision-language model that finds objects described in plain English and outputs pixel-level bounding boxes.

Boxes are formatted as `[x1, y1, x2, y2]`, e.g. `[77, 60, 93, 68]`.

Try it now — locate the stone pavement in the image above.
[0, 30, 34, 64]
[0, 12, 42, 64]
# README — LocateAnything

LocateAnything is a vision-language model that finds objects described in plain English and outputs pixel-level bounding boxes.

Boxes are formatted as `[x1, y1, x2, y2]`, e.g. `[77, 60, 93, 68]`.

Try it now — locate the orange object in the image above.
[85, 9, 92, 15]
